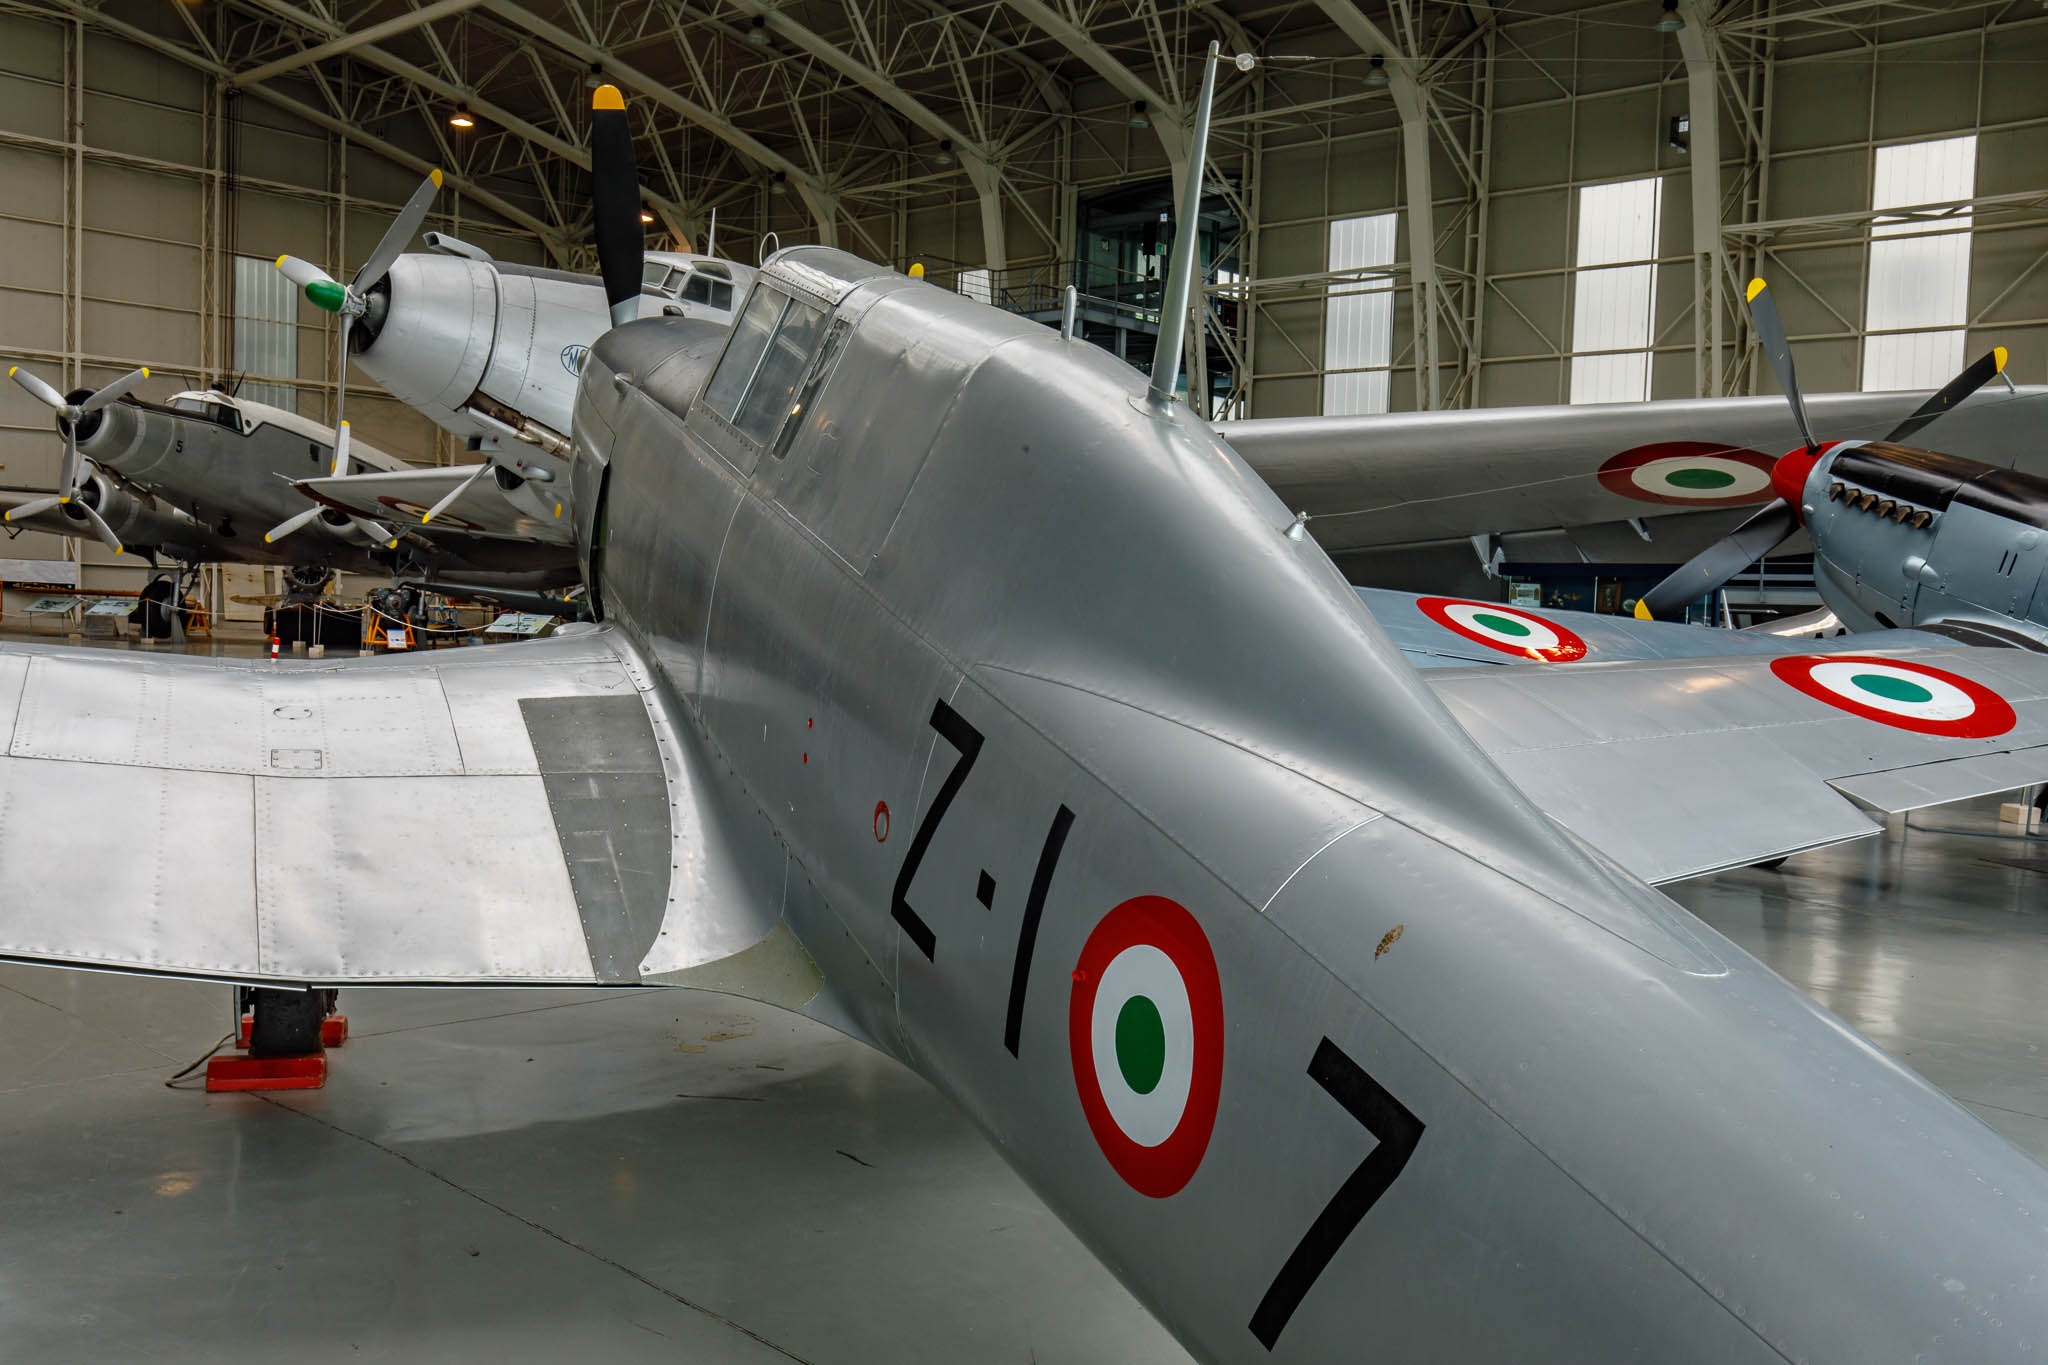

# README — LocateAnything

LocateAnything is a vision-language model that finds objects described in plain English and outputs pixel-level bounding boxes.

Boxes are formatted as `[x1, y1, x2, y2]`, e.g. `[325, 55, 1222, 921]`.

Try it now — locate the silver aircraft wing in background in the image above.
[298, 465, 579, 546]
[1354, 585, 1951, 668]
[1412, 631, 2048, 883]
[1220, 386, 2048, 559]
[0, 628, 816, 1010]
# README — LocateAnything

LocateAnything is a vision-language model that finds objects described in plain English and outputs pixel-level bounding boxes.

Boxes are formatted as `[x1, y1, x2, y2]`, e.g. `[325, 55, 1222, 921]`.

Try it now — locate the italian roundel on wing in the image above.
[1069, 895, 1225, 1199]
[1769, 655, 2016, 738]
[1417, 597, 1588, 662]
[1597, 441, 1779, 507]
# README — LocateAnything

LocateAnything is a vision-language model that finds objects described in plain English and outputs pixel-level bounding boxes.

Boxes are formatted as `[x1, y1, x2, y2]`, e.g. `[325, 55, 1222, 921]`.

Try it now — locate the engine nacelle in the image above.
[353, 253, 500, 436]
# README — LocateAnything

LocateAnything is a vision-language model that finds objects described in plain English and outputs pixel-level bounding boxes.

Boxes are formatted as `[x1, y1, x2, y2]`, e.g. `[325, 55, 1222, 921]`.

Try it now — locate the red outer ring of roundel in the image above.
[1769, 654, 2017, 738]
[1069, 895, 1224, 1199]
[1416, 596, 1588, 663]
[1597, 442, 1778, 507]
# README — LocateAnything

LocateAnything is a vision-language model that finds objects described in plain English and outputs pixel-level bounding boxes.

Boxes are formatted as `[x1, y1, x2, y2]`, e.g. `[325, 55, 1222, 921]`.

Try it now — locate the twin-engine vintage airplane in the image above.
[9, 66, 2048, 1363]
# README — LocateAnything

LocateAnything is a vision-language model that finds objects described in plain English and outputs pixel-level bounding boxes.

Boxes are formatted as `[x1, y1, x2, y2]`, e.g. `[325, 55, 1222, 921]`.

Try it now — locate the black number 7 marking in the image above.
[1248, 1037, 1425, 1350]
[891, 698, 985, 961]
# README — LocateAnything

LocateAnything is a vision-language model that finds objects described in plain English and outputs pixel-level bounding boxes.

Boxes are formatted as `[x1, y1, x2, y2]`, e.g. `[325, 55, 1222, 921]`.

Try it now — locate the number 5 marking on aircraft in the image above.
[1248, 1037, 1425, 1350]
[892, 698, 985, 961]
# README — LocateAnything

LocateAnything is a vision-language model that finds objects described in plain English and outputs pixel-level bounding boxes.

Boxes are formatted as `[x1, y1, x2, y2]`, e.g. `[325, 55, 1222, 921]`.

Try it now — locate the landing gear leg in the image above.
[200, 987, 348, 1091]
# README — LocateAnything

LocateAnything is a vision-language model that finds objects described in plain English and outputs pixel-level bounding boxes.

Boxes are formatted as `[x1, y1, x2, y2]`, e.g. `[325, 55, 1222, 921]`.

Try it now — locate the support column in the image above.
[1677, 2, 1725, 397]
[1391, 74, 1440, 410]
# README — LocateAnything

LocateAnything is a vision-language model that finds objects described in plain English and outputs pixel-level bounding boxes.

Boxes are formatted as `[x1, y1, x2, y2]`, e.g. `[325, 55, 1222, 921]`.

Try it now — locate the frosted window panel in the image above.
[1571, 351, 1650, 407]
[1864, 330, 1965, 394]
[1866, 233, 1971, 333]
[1323, 212, 1397, 416]
[233, 255, 298, 414]
[1872, 134, 1975, 213]
[957, 268, 992, 304]
[1862, 136, 1975, 392]
[1575, 177, 1662, 267]
[1569, 177, 1662, 404]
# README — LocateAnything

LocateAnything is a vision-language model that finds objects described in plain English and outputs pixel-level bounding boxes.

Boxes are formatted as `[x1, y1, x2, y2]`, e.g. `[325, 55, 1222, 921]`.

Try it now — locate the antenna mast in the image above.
[1149, 41, 1224, 405]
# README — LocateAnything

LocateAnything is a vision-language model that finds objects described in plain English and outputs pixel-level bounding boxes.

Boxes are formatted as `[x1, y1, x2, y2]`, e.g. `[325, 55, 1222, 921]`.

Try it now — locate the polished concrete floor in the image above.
[0, 793, 2044, 1361]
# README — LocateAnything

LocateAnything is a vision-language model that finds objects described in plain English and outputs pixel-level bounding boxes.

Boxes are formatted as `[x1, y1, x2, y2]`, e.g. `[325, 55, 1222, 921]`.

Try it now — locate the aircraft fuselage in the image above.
[572, 248, 2048, 1362]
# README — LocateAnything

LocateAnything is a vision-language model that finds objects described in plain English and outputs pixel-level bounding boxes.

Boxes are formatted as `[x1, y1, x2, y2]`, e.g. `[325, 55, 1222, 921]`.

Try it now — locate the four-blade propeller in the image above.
[1634, 278, 2009, 620]
[2, 363, 146, 553]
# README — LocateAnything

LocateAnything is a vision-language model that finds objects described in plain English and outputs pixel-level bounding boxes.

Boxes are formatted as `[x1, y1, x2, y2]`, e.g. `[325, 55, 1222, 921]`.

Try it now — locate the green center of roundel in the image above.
[1115, 995, 1167, 1095]
[1851, 672, 1934, 705]
[1473, 612, 1532, 638]
[1666, 467, 1737, 490]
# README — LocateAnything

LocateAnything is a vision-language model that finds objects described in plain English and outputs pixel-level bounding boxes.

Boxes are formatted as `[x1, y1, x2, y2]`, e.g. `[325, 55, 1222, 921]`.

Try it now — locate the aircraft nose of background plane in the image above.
[346, 251, 499, 420]
[1264, 815, 2048, 1363]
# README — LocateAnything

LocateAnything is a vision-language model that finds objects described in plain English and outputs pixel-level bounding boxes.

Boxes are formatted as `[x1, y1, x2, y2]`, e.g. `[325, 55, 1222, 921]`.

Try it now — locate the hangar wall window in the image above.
[1862, 135, 1977, 392]
[233, 255, 298, 413]
[1569, 176, 1664, 405]
[1322, 212, 1398, 416]
[957, 267, 993, 305]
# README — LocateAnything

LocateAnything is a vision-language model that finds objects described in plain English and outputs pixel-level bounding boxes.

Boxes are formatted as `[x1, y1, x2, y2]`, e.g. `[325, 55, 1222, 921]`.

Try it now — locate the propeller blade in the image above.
[264, 505, 324, 545]
[589, 85, 645, 329]
[354, 170, 443, 295]
[329, 419, 352, 479]
[77, 366, 149, 414]
[1634, 499, 1803, 621]
[1745, 278, 1819, 453]
[350, 516, 399, 550]
[334, 313, 353, 438]
[75, 499, 123, 555]
[4, 494, 63, 523]
[9, 364, 67, 412]
[1882, 346, 2008, 445]
[422, 461, 492, 524]
[276, 255, 347, 312]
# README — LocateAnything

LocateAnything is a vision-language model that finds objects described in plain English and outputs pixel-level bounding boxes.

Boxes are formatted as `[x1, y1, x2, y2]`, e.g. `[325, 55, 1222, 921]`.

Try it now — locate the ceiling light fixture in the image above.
[1654, 0, 1685, 32]
[639, 210, 655, 224]
[746, 15, 771, 47]
[769, 171, 788, 196]
[583, 62, 605, 89]
[1128, 101, 1150, 130]
[934, 139, 955, 167]
[1364, 54, 1389, 88]
[448, 104, 475, 129]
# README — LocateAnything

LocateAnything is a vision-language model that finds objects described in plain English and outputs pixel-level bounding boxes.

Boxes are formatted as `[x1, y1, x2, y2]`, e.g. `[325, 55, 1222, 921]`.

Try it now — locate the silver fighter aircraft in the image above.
[4, 72, 2048, 1363]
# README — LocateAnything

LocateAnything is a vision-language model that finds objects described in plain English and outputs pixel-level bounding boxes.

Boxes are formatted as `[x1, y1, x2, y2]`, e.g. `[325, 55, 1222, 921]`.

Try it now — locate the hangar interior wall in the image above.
[0, 2, 2042, 589]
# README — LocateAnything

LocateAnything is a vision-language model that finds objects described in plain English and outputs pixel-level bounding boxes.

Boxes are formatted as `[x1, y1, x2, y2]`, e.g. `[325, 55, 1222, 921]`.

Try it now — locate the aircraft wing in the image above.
[297, 466, 577, 545]
[0, 629, 803, 995]
[1221, 386, 2048, 558]
[1355, 586, 1957, 669]
[1418, 637, 2048, 885]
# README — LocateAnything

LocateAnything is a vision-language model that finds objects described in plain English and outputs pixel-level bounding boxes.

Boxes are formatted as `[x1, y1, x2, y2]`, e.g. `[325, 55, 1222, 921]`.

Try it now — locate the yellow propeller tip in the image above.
[56, 496, 69, 506]
[1745, 278, 1767, 302]
[139, 366, 148, 378]
[274, 255, 289, 269]
[385, 539, 398, 550]
[593, 84, 624, 111]
[1995, 346, 2009, 373]
[1633, 599, 1653, 621]
[263, 534, 275, 544]
[429, 169, 444, 188]
[5, 367, 14, 377]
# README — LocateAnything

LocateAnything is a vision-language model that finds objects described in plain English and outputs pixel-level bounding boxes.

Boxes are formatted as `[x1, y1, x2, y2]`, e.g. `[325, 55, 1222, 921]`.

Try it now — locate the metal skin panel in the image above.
[255, 773, 591, 981]
[1220, 385, 2048, 556]
[0, 652, 25, 750]
[1830, 745, 2048, 813]
[0, 757, 260, 975]
[1268, 816, 2048, 1364]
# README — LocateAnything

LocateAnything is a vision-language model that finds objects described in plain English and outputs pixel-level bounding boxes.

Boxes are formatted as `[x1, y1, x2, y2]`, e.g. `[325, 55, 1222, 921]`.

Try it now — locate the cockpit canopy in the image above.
[641, 256, 737, 312]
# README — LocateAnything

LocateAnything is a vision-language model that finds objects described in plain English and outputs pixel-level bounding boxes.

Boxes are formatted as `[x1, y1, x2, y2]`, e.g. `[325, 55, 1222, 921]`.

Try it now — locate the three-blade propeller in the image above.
[1634, 279, 2009, 620]
[275, 169, 442, 444]
[3, 363, 147, 553]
